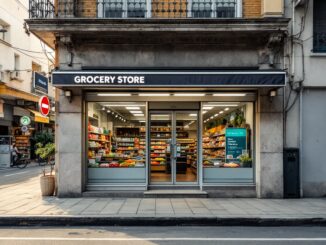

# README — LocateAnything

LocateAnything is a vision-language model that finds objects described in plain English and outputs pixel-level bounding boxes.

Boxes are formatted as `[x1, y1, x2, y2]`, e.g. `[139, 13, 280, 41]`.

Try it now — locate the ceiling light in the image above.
[107, 110, 111, 113]
[204, 104, 239, 107]
[213, 93, 246, 97]
[139, 120, 145, 122]
[189, 114, 197, 116]
[210, 116, 214, 119]
[104, 104, 145, 107]
[138, 93, 170, 96]
[173, 93, 205, 97]
[97, 93, 131, 96]
[225, 108, 229, 111]
[133, 114, 145, 117]
[126, 106, 140, 110]
[219, 111, 224, 114]
[101, 107, 105, 110]
[203, 106, 213, 110]
[130, 111, 143, 114]
[202, 111, 207, 114]
[214, 114, 218, 117]
[115, 115, 118, 118]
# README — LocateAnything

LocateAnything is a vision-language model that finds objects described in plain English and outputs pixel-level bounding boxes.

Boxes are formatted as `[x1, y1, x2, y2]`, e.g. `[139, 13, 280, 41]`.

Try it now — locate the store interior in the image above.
[87, 99, 253, 185]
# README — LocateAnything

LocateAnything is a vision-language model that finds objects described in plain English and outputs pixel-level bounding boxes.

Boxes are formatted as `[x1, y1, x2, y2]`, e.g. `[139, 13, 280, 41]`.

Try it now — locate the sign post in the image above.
[39, 96, 50, 116]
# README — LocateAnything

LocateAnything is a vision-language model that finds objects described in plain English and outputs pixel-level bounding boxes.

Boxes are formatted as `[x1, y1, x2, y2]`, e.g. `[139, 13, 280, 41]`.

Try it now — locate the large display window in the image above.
[85, 92, 255, 187]
[87, 102, 147, 184]
[202, 102, 254, 183]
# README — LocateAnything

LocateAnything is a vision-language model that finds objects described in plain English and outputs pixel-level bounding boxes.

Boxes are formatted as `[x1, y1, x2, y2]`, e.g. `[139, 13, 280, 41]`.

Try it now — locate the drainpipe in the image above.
[299, 87, 303, 197]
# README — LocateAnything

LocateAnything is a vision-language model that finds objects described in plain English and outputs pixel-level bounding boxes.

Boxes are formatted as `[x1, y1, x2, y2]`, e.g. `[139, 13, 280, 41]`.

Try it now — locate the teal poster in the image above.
[225, 128, 247, 162]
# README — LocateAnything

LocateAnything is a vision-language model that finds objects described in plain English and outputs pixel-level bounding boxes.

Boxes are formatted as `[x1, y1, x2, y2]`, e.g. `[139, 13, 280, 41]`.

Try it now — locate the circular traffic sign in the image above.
[20, 116, 31, 126]
[21, 125, 29, 133]
[39, 96, 50, 116]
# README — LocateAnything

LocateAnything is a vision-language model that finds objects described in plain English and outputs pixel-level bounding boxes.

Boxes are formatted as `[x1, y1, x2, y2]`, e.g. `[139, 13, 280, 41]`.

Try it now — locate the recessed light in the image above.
[202, 111, 207, 114]
[224, 108, 229, 111]
[204, 104, 239, 107]
[97, 93, 131, 96]
[189, 114, 197, 116]
[203, 107, 214, 110]
[214, 114, 218, 117]
[107, 110, 111, 113]
[126, 106, 140, 110]
[104, 104, 145, 107]
[130, 111, 143, 114]
[173, 93, 205, 97]
[138, 93, 170, 96]
[219, 111, 224, 114]
[213, 93, 246, 97]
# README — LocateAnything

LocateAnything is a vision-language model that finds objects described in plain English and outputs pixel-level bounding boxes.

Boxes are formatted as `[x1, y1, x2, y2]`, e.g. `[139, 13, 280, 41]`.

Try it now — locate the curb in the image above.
[0, 216, 326, 227]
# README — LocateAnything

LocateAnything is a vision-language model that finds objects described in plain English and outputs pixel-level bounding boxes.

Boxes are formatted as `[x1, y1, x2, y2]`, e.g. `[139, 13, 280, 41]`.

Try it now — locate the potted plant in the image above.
[239, 154, 252, 168]
[35, 142, 55, 196]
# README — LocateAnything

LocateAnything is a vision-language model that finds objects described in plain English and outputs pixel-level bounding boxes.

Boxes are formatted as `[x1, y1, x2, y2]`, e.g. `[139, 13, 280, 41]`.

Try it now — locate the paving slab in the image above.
[0, 175, 326, 226]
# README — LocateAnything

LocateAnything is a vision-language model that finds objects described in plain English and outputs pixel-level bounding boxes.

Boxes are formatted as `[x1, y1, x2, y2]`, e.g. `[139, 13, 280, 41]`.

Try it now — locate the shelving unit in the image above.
[202, 127, 226, 167]
[14, 135, 30, 159]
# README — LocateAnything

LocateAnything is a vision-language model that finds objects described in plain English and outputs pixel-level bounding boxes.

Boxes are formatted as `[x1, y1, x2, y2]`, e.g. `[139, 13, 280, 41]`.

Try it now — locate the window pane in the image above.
[202, 102, 254, 176]
[87, 102, 146, 184]
[128, 0, 146, 17]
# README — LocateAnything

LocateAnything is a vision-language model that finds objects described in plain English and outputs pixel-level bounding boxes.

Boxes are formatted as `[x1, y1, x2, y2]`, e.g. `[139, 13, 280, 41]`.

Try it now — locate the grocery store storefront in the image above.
[53, 70, 286, 197]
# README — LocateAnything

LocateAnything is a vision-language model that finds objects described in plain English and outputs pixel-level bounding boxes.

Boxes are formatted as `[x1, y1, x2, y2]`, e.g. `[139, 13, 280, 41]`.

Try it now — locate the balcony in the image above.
[27, 0, 289, 50]
[29, 0, 241, 19]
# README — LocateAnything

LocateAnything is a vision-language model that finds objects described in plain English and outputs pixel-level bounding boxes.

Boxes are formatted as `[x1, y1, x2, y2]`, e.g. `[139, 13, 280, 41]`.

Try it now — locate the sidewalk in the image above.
[0, 175, 326, 226]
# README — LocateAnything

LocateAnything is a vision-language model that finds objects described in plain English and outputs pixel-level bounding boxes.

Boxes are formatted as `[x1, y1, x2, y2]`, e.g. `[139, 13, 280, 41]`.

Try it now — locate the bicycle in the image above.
[12, 153, 31, 169]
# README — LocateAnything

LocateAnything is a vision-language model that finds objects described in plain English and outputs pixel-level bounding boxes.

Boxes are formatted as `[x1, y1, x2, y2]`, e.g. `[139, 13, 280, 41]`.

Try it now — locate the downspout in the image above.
[299, 86, 303, 197]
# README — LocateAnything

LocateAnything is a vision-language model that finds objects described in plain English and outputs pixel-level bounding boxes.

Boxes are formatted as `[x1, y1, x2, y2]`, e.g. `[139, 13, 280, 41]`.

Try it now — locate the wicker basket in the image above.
[40, 175, 55, 196]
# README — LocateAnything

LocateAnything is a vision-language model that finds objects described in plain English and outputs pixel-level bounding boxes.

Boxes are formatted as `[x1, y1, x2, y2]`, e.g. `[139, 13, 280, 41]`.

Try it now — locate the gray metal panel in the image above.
[302, 89, 326, 185]
[88, 168, 146, 183]
[203, 168, 254, 183]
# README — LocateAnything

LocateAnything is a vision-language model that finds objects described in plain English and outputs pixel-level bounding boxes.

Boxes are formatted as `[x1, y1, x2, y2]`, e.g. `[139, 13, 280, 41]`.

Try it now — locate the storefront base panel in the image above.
[203, 185, 257, 198]
[203, 168, 254, 183]
[86, 184, 147, 192]
[88, 168, 146, 184]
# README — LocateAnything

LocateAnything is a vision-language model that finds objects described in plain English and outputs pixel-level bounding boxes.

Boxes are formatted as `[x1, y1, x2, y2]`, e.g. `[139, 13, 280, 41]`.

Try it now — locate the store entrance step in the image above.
[143, 190, 208, 198]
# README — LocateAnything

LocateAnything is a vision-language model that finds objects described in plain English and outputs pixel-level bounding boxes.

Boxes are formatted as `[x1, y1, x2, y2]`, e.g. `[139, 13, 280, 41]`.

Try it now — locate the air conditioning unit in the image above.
[10, 71, 21, 80]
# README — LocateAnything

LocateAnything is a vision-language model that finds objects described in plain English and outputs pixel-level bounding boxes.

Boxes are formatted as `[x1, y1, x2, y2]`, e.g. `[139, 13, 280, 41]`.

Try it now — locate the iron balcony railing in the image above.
[29, 0, 240, 19]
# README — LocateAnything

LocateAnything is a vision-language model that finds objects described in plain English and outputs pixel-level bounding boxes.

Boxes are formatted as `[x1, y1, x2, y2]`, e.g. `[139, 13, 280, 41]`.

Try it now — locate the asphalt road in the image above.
[0, 163, 45, 187]
[0, 226, 326, 245]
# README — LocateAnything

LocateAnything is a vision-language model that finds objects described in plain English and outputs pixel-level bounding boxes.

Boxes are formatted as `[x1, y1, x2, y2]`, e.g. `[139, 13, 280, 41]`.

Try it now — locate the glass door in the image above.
[149, 111, 198, 185]
[175, 111, 198, 183]
[149, 112, 173, 183]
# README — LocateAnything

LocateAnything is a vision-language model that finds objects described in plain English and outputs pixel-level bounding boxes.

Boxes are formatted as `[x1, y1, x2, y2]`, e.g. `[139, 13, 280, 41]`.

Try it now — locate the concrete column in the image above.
[56, 88, 83, 197]
[256, 88, 284, 198]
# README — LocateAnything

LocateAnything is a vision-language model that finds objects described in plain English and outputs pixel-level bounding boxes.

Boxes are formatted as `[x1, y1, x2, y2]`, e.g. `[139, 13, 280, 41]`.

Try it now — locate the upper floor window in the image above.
[98, 0, 147, 18]
[313, 0, 326, 52]
[0, 20, 10, 43]
[97, 0, 241, 18]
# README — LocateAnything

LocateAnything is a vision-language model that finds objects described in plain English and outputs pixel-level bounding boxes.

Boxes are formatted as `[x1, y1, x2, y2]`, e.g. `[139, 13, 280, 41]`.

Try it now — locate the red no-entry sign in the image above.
[39, 96, 50, 116]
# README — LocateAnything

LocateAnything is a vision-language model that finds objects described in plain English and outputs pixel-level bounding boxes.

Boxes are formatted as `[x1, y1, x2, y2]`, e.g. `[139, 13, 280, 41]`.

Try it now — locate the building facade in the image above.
[0, 0, 54, 167]
[285, 0, 326, 197]
[27, 0, 291, 198]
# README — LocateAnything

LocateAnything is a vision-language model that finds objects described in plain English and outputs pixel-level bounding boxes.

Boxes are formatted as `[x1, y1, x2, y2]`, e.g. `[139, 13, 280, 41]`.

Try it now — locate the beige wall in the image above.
[0, 0, 54, 98]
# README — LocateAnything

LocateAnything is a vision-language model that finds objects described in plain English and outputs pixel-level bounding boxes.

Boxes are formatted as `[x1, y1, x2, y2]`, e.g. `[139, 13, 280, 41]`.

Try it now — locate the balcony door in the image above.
[149, 111, 198, 185]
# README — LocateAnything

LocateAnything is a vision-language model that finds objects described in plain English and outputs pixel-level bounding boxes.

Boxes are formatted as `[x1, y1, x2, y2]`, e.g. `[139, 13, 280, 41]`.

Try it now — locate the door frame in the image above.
[148, 110, 199, 186]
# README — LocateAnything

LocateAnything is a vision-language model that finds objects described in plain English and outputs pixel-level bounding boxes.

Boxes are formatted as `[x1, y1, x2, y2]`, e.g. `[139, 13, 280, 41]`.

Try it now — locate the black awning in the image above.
[52, 70, 286, 88]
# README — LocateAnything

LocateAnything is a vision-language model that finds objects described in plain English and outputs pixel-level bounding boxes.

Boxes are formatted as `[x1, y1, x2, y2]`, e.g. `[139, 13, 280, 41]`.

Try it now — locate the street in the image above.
[0, 164, 45, 188]
[0, 226, 326, 244]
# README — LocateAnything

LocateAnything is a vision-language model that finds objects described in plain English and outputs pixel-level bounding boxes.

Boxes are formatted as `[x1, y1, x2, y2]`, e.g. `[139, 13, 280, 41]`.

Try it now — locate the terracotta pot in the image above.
[40, 175, 55, 196]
